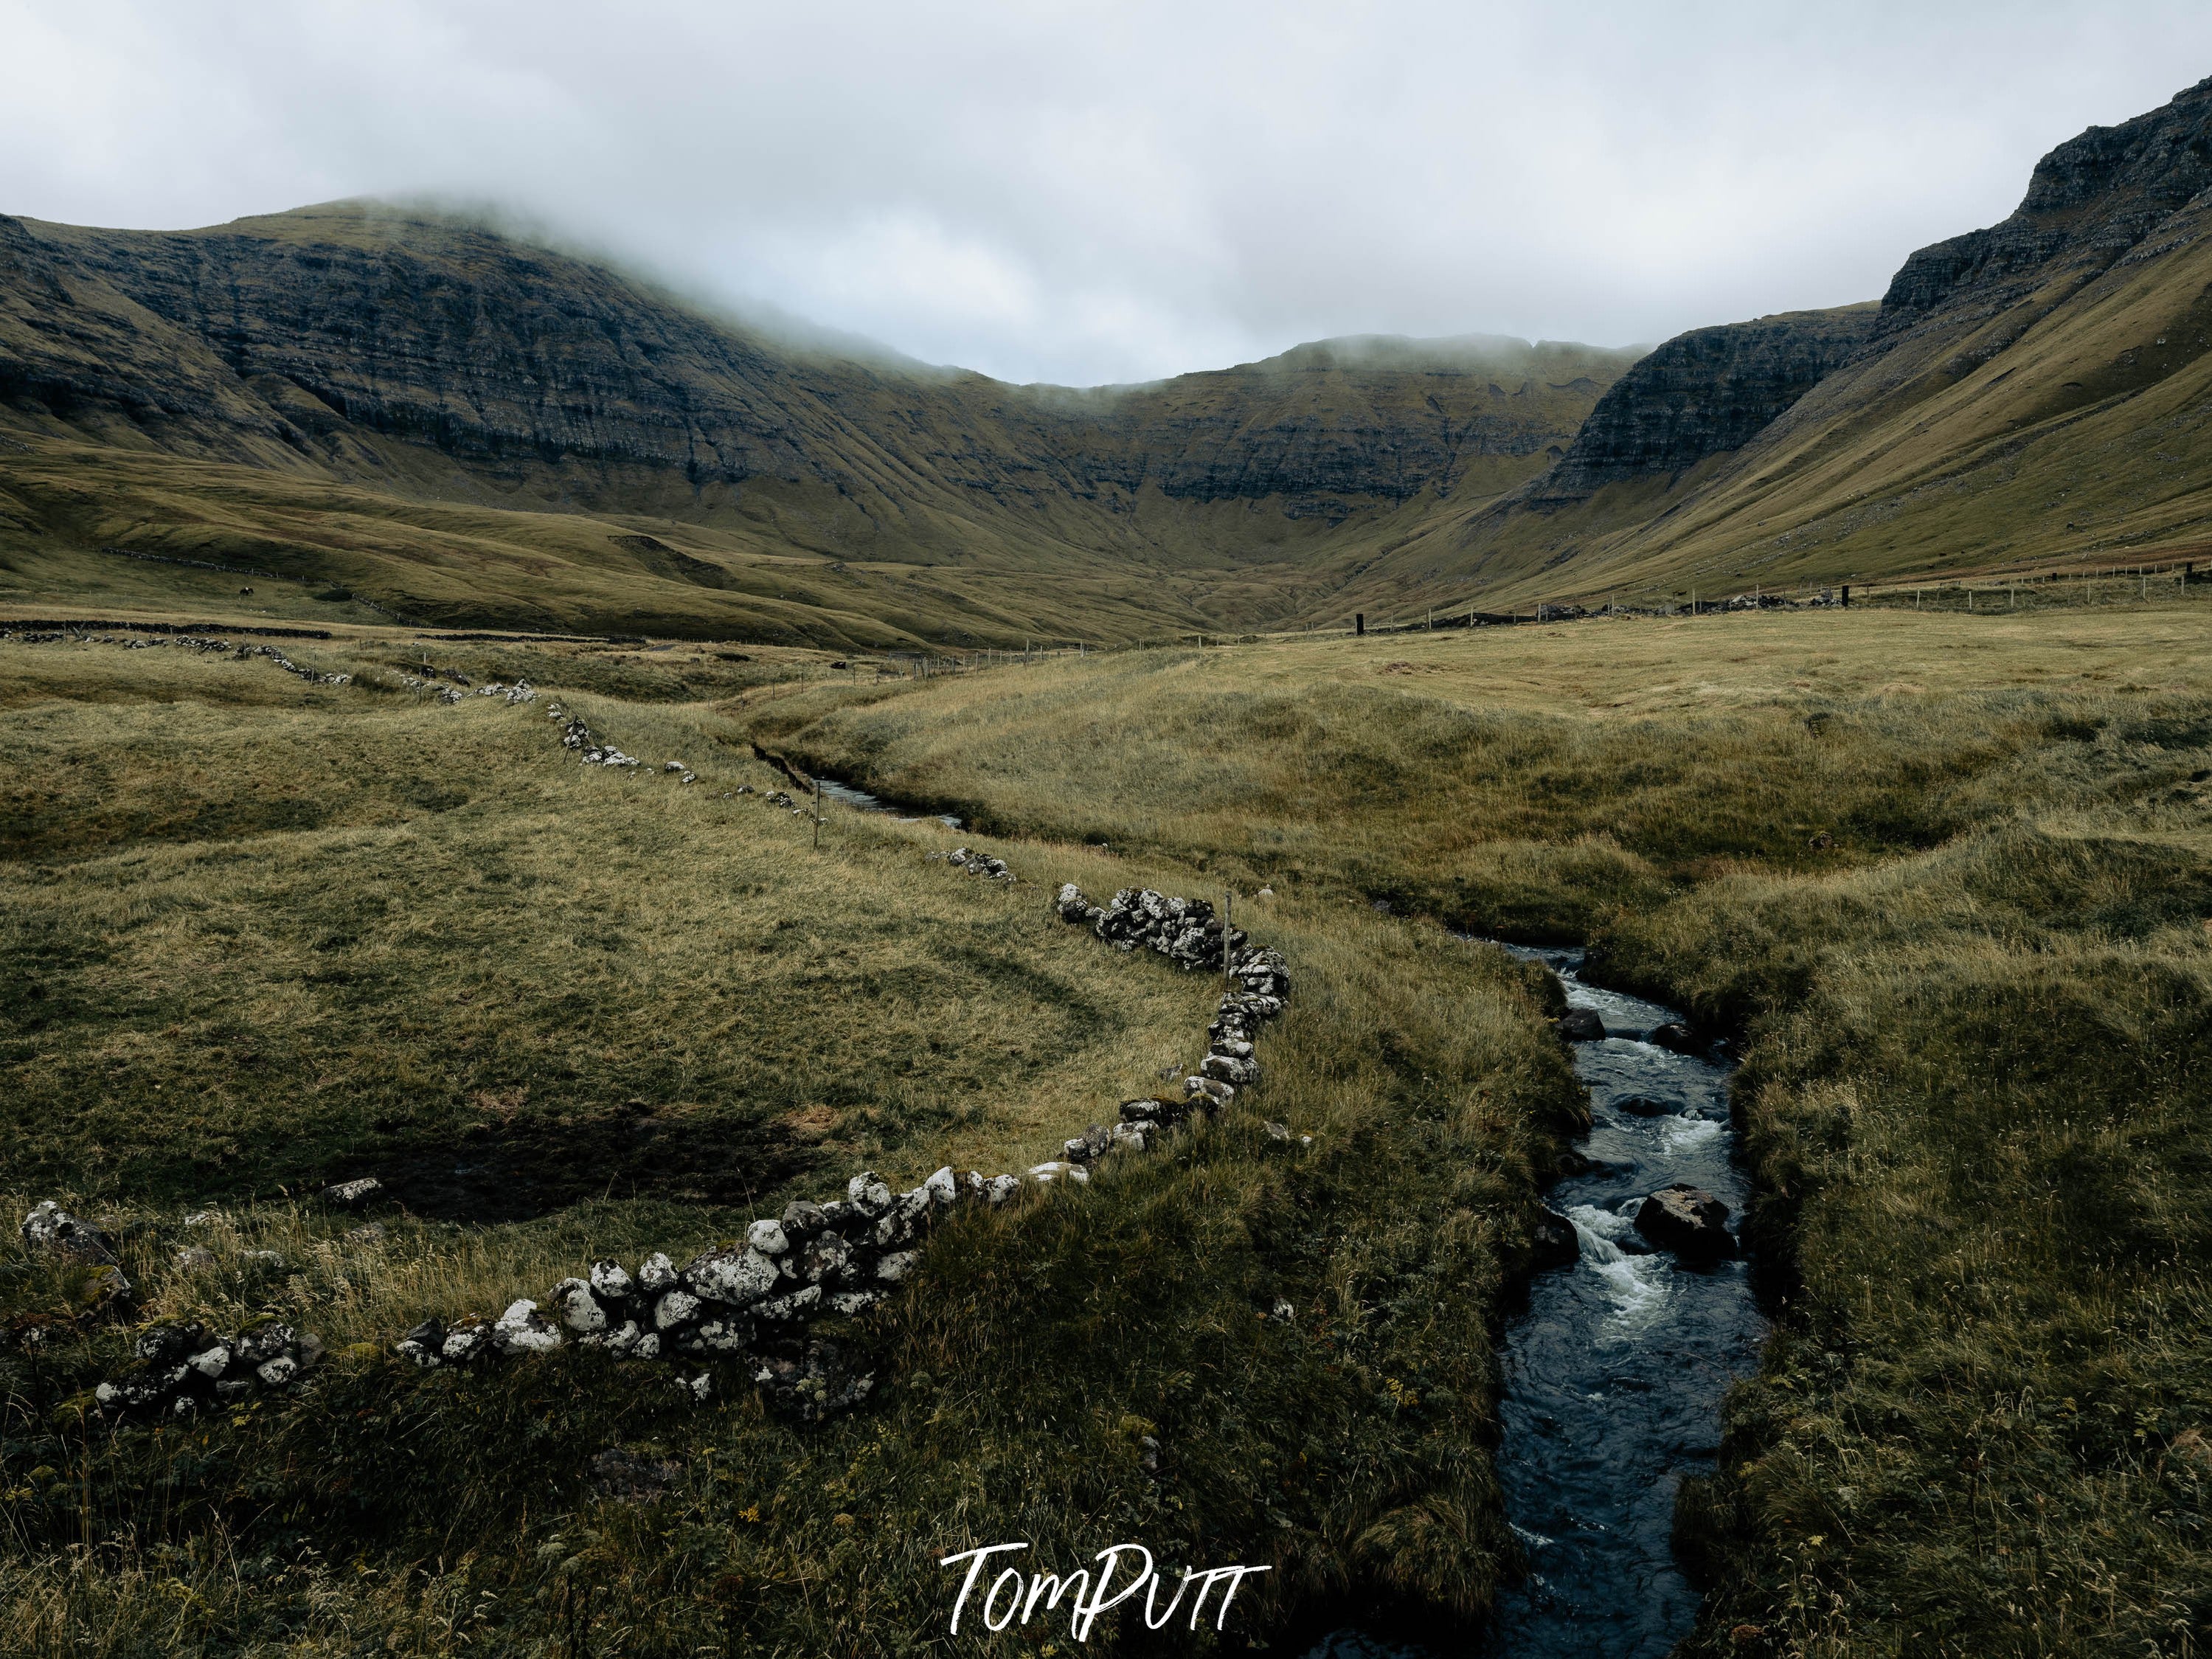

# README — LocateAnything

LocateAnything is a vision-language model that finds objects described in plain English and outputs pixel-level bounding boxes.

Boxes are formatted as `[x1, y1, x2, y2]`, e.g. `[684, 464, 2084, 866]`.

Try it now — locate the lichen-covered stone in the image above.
[654, 1290, 702, 1331]
[684, 1244, 780, 1308]
[549, 1278, 607, 1334]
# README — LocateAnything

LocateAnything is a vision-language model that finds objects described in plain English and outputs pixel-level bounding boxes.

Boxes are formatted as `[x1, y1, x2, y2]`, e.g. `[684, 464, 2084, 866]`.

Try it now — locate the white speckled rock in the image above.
[654, 1290, 701, 1330]
[754, 1284, 823, 1322]
[589, 1259, 634, 1300]
[847, 1172, 893, 1215]
[588, 1320, 642, 1354]
[1026, 1161, 1089, 1185]
[256, 1355, 299, 1388]
[637, 1253, 679, 1294]
[690, 1317, 752, 1351]
[493, 1300, 564, 1354]
[684, 1244, 780, 1308]
[548, 1278, 607, 1334]
[924, 1166, 959, 1206]
[875, 1250, 920, 1283]
[747, 1219, 790, 1256]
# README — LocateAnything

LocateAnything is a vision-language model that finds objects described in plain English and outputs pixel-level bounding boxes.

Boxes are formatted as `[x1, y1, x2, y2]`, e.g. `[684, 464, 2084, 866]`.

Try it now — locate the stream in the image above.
[1306, 946, 1765, 1659]
[811, 775, 963, 828]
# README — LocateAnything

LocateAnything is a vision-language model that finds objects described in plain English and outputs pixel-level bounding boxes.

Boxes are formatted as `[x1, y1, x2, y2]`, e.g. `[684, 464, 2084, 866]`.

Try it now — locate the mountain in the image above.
[10, 72, 2210, 640]
[0, 202, 1636, 643]
[1345, 72, 2212, 616]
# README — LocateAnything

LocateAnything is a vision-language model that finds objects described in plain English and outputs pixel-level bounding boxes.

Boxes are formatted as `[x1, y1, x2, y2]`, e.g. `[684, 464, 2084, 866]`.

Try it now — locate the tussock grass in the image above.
[1, 630, 1588, 1653]
[727, 606, 2212, 1653]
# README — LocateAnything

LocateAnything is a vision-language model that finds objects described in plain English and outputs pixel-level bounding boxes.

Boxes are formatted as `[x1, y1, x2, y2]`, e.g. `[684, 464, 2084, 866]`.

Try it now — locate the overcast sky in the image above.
[4, 2, 2209, 385]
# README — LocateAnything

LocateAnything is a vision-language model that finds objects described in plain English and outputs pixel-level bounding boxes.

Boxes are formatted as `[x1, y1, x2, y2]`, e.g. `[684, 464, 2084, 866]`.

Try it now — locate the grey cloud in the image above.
[4, 0, 2210, 385]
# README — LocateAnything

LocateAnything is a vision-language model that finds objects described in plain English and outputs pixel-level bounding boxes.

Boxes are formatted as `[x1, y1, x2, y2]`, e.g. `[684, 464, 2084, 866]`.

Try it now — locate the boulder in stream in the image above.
[1529, 1205, 1582, 1271]
[1556, 1007, 1606, 1042]
[1634, 1184, 1737, 1261]
[1615, 1095, 1673, 1118]
[1648, 1021, 1702, 1056]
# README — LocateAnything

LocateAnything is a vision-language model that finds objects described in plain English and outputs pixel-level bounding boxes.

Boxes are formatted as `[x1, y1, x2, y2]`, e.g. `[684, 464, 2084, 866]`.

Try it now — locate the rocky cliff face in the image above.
[1877, 73, 2212, 332]
[0, 204, 1632, 549]
[1528, 306, 1878, 502]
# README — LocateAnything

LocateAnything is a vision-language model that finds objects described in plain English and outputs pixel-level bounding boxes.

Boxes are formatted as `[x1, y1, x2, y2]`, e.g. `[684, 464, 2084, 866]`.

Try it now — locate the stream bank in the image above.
[1304, 946, 1765, 1659]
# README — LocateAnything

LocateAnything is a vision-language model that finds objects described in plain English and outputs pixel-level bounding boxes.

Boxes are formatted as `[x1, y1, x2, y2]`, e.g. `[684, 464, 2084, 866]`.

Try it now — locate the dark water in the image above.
[812, 775, 963, 828]
[1305, 946, 1764, 1659]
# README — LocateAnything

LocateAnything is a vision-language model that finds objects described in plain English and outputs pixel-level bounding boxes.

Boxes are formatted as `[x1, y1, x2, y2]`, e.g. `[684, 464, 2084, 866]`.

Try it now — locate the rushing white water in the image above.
[1303, 944, 1766, 1659]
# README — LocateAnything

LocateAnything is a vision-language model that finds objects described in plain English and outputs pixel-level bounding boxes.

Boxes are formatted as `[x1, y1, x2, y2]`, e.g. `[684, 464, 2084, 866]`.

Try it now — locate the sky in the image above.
[4, 1, 2211, 387]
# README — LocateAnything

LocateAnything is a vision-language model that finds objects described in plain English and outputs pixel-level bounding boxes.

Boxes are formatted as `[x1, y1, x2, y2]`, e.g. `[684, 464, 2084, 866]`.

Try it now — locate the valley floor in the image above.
[3, 597, 2208, 1655]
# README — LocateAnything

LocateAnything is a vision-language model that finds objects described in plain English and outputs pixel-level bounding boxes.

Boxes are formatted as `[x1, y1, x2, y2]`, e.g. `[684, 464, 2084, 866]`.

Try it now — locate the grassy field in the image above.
[732, 598, 2212, 1655]
[0, 618, 1588, 1655]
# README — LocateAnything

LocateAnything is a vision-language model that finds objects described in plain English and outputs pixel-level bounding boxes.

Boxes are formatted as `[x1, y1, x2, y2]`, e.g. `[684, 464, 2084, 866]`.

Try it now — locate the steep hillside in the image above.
[1356, 72, 2212, 619]
[0, 204, 1633, 640]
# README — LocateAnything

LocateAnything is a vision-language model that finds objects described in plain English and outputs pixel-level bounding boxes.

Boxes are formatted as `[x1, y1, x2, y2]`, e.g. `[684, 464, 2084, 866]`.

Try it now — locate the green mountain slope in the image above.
[0, 203, 1635, 642]
[1354, 72, 2212, 617]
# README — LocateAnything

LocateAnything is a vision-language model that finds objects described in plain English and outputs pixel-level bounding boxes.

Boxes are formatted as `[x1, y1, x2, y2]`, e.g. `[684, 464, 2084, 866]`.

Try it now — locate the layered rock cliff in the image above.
[0, 204, 1633, 553]
[1525, 305, 1878, 502]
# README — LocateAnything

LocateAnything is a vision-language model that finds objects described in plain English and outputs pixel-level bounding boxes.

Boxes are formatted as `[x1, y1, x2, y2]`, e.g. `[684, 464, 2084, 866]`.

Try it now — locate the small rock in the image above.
[396, 1320, 446, 1368]
[1026, 1161, 1089, 1185]
[590, 1259, 636, 1300]
[493, 1300, 565, 1353]
[174, 1247, 218, 1271]
[549, 1278, 608, 1334]
[637, 1253, 679, 1294]
[654, 1290, 702, 1331]
[1615, 1095, 1673, 1118]
[1529, 1206, 1581, 1270]
[747, 1219, 791, 1256]
[846, 1172, 893, 1216]
[752, 1284, 822, 1323]
[320, 1177, 382, 1208]
[21, 1201, 119, 1265]
[684, 1244, 780, 1308]
[1648, 1022, 1702, 1056]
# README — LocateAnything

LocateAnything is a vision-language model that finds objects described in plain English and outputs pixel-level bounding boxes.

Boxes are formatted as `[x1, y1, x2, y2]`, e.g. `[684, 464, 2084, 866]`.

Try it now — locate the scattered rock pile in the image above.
[0, 627, 352, 685]
[555, 711, 639, 769]
[360, 879, 1292, 1413]
[1048, 883, 1294, 1166]
[29, 865, 1293, 1426]
[935, 846, 1013, 882]
[1058, 883, 1250, 972]
[94, 1321, 325, 1417]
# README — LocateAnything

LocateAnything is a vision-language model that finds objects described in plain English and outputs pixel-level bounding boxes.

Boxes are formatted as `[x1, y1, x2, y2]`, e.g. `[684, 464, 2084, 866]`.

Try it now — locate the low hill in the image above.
[0, 204, 1635, 642]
